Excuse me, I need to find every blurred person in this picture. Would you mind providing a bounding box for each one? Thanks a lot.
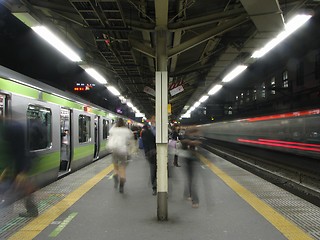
[180,127,202,208]
[141,122,157,196]
[149,115,156,136]
[170,125,180,167]
[0,115,38,217]
[61,129,70,160]
[138,126,144,150]
[108,118,135,193]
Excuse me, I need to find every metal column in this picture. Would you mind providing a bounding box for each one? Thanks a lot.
[155,26,168,220]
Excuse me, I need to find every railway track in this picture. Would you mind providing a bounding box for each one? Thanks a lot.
[202,139,320,207]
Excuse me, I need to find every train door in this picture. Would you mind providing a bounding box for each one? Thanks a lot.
[60,108,71,172]
[94,115,100,160]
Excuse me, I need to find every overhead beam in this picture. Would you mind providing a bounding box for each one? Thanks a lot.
[169,0,184,73]
[168,8,246,31]
[168,14,249,58]
[129,38,155,58]
[240,0,284,32]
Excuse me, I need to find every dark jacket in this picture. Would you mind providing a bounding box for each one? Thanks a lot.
[171,130,179,141]
[141,127,156,163]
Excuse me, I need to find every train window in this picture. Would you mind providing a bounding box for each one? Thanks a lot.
[102,119,109,139]
[315,52,320,80]
[79,115,91,143]
[261,82,266,98]
[240,92,244,105]
[296,61,304,86]
[27,105,52,151]
[253,89,257,100]
[246,90,250,102]
[270,77,276,95]
[282,70,289,88]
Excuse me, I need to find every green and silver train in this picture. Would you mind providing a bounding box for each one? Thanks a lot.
[0,65,140,187]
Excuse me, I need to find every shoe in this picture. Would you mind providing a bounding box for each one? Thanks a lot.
[119,178,125,193]
[152,189,157,196]
[173,159,180,167]
[192,203,199,208]
[19,211,38,217]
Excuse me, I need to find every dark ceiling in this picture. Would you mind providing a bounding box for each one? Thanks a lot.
[1,0,320,120]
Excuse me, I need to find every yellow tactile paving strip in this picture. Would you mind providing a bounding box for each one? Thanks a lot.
[8,165,113,240]
[198,154,314,240]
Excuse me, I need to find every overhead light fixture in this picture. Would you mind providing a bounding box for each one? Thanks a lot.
[135,112,145,118]
[181,113,191,118]
[252,14,312,58]
[222,65,247,83]
[12,12,40,28]
[119,95,127,104]
[84,68,107,84]
[31,26,82,62]
[107,86,120,96]
[199,95,209,103]
[193,101,200,108]
[127,102,133,108]
[208,84,223,95]
[12,12,82,62]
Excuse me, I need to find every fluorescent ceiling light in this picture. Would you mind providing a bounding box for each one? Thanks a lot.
[31,26,81,62]
[252,14,312,58]
[84,68,107,84]
[181,113,191,118]
[222,65,247,83]
[12,12,39,28]
[199,95,209,103]
[135,112,145,118]
[107,86,120,96]
[127,102,133,108]
[208,84,223,95]
[119,95,126,103]
[193,101,200,108]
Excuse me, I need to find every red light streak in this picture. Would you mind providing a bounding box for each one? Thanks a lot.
[246,109,320,122]
[258,139,320,148]
[238,138,320,153]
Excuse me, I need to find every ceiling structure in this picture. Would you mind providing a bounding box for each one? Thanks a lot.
[2,0,320,119]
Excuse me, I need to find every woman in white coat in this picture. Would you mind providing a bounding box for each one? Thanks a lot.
[108,118,135,193]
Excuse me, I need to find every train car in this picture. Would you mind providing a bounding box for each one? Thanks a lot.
[198,109,320,159]
[0,65,141,188]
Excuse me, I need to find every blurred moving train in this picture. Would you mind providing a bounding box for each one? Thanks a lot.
[0,65,141,188]
[198,109,320,160]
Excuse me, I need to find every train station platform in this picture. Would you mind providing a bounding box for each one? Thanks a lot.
[1,148,319,240]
